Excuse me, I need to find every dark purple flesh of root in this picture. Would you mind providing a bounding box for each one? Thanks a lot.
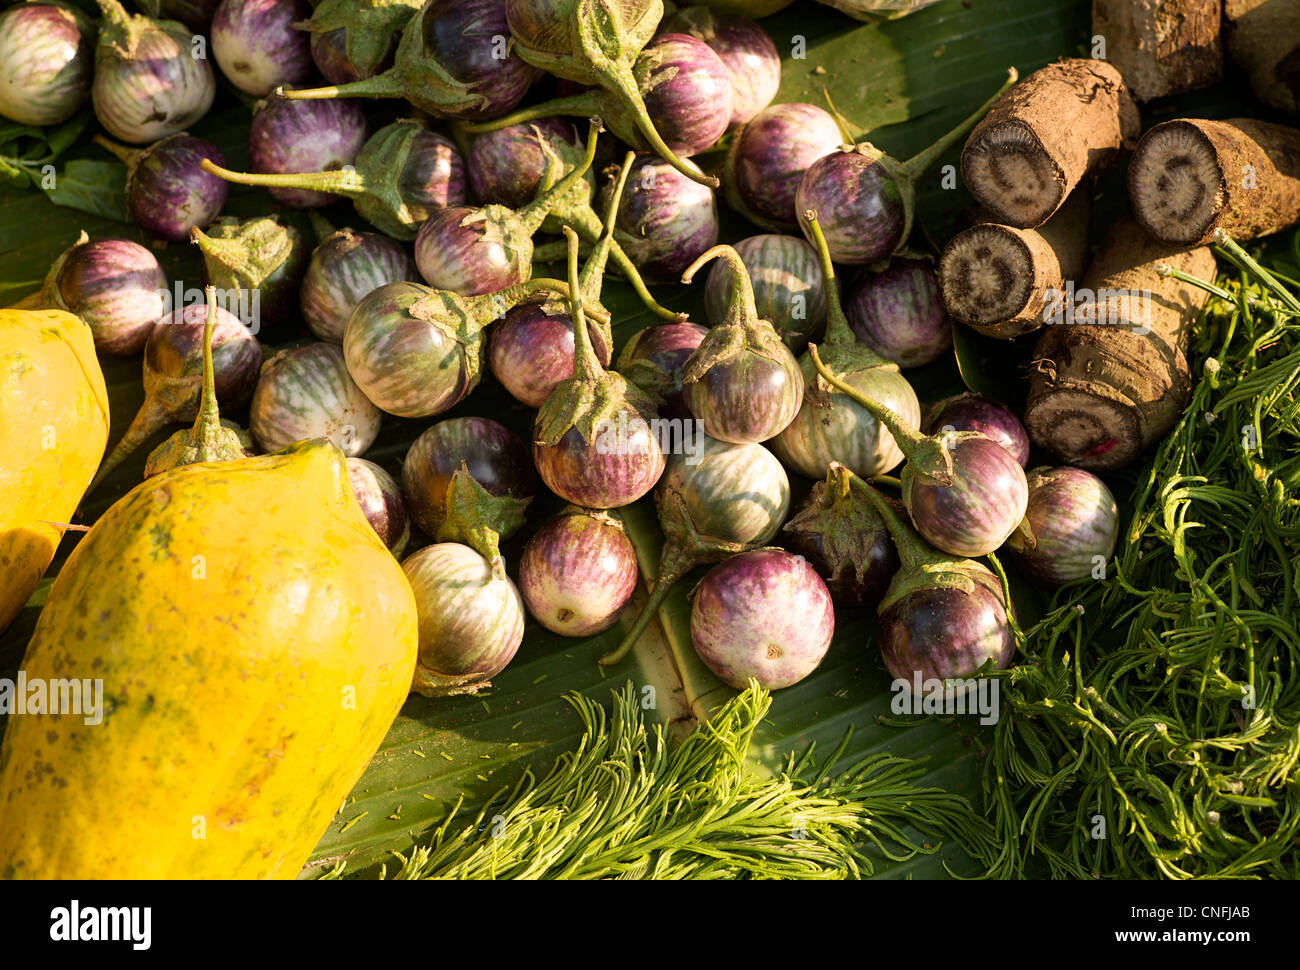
[925,393,1031,468]
[488,299,613,409]
[127,135,229,242]
[533,419,666,511]
[795,149,905,265]
[54,237,167,357]
[519,513,639,637]
[1004,466,1119,587]
[845,257,952,368]
[728,102,843,229]
[690,549,835,690]
[248,96,368,207]
[615,321,709,420]
[877,574,1015,683]
[346,456,410,557]
[904,435,1029,558]
[400,415,536,539]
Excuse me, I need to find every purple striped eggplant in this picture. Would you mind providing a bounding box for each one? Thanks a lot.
[925,392,1030,468]
[403,542,526,697]
[690,549,835,690]
[41,234,166,357]
[203,119,466,240]
[489,298,613,408]
[347,456,411,557]
[401,416,535,542]
[795,70,1016,264]
[663,6,780,127]
[280,0,542,122]
[680,245,803,444]
[604,155,719,286]
[1004,467,1118,587]
[723,102,842,232]
[192,215,309,337]
[615,320,709,420]
[300,229,417,343]
[845,257,951,368]
[94,133,229,242]
[601,433,790,666]
[244,95,368,207]
[211,0,314,96]
[469,117,584,209]
[771,211,919,480]
[298,0,420,85]
[703,233,827,351]
[249,342,382,456]
[91,300,262,489]
[533,229,666,509]
[783,462,899,609]
[91,0,216,144]
[519,510,639,637]
[0,2,93,126]
[846,473,1015,684]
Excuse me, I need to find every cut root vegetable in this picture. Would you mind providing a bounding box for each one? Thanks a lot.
[1225,0,1300,113]
[1128,117,1300,246]
[1092,0,1222,102]
[961,58,1139,228]
[1023,218,1216,471]
[939,190,1088,338]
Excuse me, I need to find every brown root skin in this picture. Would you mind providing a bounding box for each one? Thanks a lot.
[939,191,1089,338]
[1225,0,1300,113]
[1129,117,1300,246]
[961,58,1139,228]
[1093,0,1223,102]
[1023,218,1215,471]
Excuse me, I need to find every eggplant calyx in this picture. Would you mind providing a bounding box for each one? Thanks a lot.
[436,464,531,577]
[191,217,302,290]
[783,463,892,589]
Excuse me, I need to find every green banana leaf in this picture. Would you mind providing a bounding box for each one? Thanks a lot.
[1,0,1105,878]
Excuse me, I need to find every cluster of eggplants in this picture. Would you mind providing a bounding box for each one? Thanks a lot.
[300,228,418,342]
[279,0,540,122]
[210,0,314,97]
[810,345,1029,559]
[519,510,640,637]
[91,0,216,144]
[848,470,1016,684]
[663,5,781,128]
[771,211,920,482]
[845,257,951,369]
[724,102,844,231]
[1005,467,1119,587]
[704,234,827,352]
[191,215,309,336]
[925,392,1030,468]
[94,134,229,243]
[249,342,383,456]
[41,234,166,357]
[0,2,94,126]
[795,69,1016,265]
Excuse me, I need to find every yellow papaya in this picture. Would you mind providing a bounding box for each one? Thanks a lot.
[0,308,110,633]
[0,439,418,878]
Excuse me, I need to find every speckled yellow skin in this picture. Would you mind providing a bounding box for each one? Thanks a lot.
[0,440,418,878]
[0,309,110,634]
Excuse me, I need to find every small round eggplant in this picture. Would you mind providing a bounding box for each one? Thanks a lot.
[845,257,951,368]
[42,234,166,357]
[248,95,368,207]
[703,233,827,351]
[300,229,417,343]
[1004,466,1119,587]
[211,0,315,97]
[724,102,842,231]
[635,33,733,157]
[192,215,309,337]
[615,320,709,420]
[925,392,1030,468]
[401,416,536,539]
[403,542,526,697]
[249,342,382,456]
[663,6,780,128]
[469,117,584,209]
[0,2,93,126]
[346,456,410,558]
[299,0,415,84]
[91,0,216,144]
[488,297,613,409]
[604,154,719,286]
[690,549,835,690]
[519,510,639,637]
[94,134,229,242]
